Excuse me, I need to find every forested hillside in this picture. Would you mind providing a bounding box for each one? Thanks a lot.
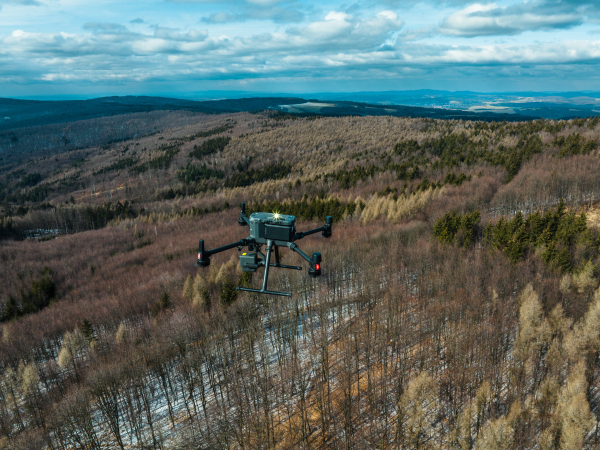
[0,109,599,449]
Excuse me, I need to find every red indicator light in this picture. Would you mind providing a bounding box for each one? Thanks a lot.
[315,264,320,270]
[197,253,201,259]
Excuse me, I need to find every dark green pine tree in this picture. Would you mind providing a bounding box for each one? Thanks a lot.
[220,278,238,305]
[238,272,252,289]
[542,242,558,266]
[490,217,510,250]
[1,295,19,322]
[160,291,171,309]
[504,232,525,263]
[536,226,554,247]
[433,211,460,244]
[555,249,572,273]
[505,156,521,182]
[460,210,481,247]
[80,318,95,343]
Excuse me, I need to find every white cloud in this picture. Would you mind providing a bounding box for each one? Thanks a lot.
[200,3,305,23]
[439,1,583,37]
[362,11,402,36]
[1,1,600,91]
[153,26,208,42]
[201,12,243,24]
[3,18,600,84]
[285,10,402,50]
[324,11,351,21]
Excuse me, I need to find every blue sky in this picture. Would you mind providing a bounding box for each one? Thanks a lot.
[1,0,599,98]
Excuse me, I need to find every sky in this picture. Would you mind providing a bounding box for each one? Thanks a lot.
[1,0,599,98]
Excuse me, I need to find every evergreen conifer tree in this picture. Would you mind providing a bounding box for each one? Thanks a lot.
[237,272,252,288]
[80,319,94,343]
[1,295,19,322]
[220,278,238,305]
[555,249,572,273]
[160,291,171,309]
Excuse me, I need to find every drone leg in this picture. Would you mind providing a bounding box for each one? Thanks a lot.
[261,240,273,291]
[268,244,302,270]
[237,239,292,296]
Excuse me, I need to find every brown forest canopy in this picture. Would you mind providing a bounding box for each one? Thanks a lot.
[0,110,599,449]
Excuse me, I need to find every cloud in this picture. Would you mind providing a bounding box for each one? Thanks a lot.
[324,11,350,21]
[398,40,600,66]
[83,23,131,33]
[439,1,584,37]
[369,0,481,6]
[201,4,305,24]
[283,10,402,50]
[3,12,596,70]
[168,0,282,4]
[2,7,600,90]
[398,25,436,41]
[0,11,402,74]
[248,6,305,23]
[372,0,597,9]
[153,26,208,42]
[130,18,146,24]
[201,12,244,24]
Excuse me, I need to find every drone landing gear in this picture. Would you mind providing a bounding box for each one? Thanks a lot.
[237,239,297,297]
[267,244,302,271]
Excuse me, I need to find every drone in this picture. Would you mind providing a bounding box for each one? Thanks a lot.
[197,202,332,297]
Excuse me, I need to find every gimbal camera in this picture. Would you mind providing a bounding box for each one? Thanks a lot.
[197,202,332,297]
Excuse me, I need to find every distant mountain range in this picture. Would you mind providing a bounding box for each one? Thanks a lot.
[2,91,599,131]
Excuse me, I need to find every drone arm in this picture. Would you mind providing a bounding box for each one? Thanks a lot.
[288,243,322,277]
[293,227,322,240]
[288,243,312,263]
[198,238,250,266]
[293,216,333,241]
[206,239,249,255]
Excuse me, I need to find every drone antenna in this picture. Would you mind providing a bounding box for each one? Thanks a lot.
[238,202,249,226]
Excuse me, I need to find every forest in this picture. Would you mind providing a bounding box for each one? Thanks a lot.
[0,108,599,449]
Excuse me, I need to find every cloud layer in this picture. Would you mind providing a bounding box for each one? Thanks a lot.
[1,0,599,94]
[439,1,586,37]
